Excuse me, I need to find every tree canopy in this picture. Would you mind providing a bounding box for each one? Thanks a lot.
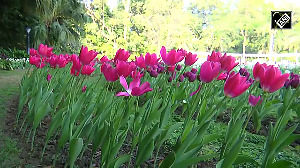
[0,0,299,56]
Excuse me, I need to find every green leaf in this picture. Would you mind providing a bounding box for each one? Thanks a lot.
[202,134,222,146]
[269,160,294,168]
[159,151,175,168]
[222,135,245,168]
[233,155,259,166]
[33,103,52,129]
[69,138,83,168]
[58,113,70,149]
[113,154,130,168]
[174,154,218,168]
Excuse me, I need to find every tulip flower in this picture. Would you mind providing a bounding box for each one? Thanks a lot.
[136,55,146,69]
[191,68,198,74]
[49,55,58,68]
[116,61,136,78]
[184,72,191,78]
[199,61,221,83]
[30,49,38,57]
[207,51,222,62]
[145,53,159,67]
[184,52,198,66]
[290,73,299,88]
[116,76,153,96]
[57,54,68,68]
[101,63,119,82]
[114,49,130,62]
[70,55,82,76]
[81,65,95,75]
[219,53,238,72]
[160,46,184,66]
[38,44,53,57]
[224,71,252,98]
[177,48,187,57]
[176,64,182,71]
[79,46,98,65]
[248,95,262,107]
[260,66,289,93]
[46,74,52,81]
[239,68,250,79]
[188,73,196,82]
[217,72,228,81]
[179,75,184,82]
[29,55,45,68]
[149,69,158,78]
[82,85,87,92]
[100,56,110,64]
[253,62,268,81]
[131,70,144,79]
[167,65,176,73]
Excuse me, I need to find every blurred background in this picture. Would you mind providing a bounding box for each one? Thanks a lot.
[0,0,299,65]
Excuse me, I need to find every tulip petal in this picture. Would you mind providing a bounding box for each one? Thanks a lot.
[119,76,129,90]
[116,92,131,97]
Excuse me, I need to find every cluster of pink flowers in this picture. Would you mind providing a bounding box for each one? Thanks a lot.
[29,44,298,100]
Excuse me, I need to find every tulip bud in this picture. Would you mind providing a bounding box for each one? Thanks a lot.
[188,73,196,82]
[82,85,87,92]
[191,68,198,74]
[176,64,182,71]
[150,69,158,77]
[168,76,173,82]
[46,74,52,81]
[179,75,184,82]
[290,75,299,88]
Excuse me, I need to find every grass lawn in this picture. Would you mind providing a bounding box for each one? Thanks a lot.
[0,69,26,167]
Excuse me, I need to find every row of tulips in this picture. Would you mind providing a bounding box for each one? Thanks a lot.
[18,44,299,167]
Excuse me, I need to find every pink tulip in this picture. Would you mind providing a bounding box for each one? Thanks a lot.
[253,62,268,81]
[160,46,184,66]
[100,55,110,64]
[248,95,262,107]
[116,61,136,78]
[289,73,299,89]
[207,51,222,62]
[217,72,228,81]
[260,66,289,93]
[131,70,144,79]
[30,49,38,57]
[224,71,252,98]
[29,55,45,68]
[199,61,221,83]
[188,73,196,82]
[149,69,158,78]
[38,44,53,57]
[145,53,159,67]
[191,68,198,74]
[185,52,198,66]
[49,55,58,68]
[46,74,52,81]
[79,46,98,65]
[82,85,87,92]
[81,65,95,75]
[116,76,153,96]
[57,54,68,68]
[70,55,82,76]
[114,49,130,62]
[136,55,146,69]
[101,63,119,82]
[219,53,238,72]
[167,65,176,73]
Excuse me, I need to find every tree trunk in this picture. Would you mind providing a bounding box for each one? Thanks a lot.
[242,29,247,64]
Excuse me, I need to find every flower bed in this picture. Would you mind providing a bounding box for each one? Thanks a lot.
[17,44,299,167]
